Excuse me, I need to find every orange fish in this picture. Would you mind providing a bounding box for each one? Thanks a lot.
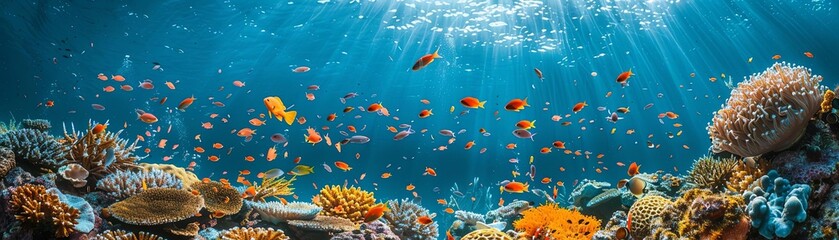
[515,120,536,130]
[459,97,486,109]
[363,203,388,223]
[103,86,115,92]
[244,186,256,198]
[111,75,126,81]
[406,184,416,191]
[97,73,108,81]
[615,68,633,87]
[194,147,205,153]
[266,146,277,161]
[417,215,434,225]
[552,141,565,149]
[411,48,442,71]
[136,110,158,124]
[237,128,257,138]
[178,96,196,111]
[249,118,267,126]
[540,147,552,154]
[244,156,255,162]
[91,123,107,135]
[418,109,433,118]
[444,208,454,214]
[212,143,224,149]
[381,172,392,179]
[541,177,551,184]
[804,52,814,58]
[572,101,588,113]
[627,162,640,176]
[464,141,475,150]
[505,98,529,111]
[306,92,315,101]
[772,54,781,60]
[208,155,220,162]
[304,127,322,145]
[326,113,337,122]
[347,125,357,133]
[447,231,455,240]
[367,103,383,112]
[424,167,437,176]
[502,181,529,193]
[165,81,176,89]
[334,161,352,171]
[264,96,298,125]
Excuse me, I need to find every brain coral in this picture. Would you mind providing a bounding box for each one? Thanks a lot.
[96,168,183,200]
[220,227,289,240]
[9,184,80,238]
[105,188,204,225]
[314,185,375,222]
[191,180,243,216]
[627,195,671,239]
[462,228,512,240]
[0,147,15,178]
[743,170,811,238]
[91,230,165,240]
[687,156,738,192]
[248,200,321,223]
[61,122,141,180]
[382,198,439,240]
[513,202,600,240]
[0,128,68,171]
[708,62,825,157]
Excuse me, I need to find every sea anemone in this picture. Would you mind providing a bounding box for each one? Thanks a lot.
[9,184,80,238]
[105,188,203,226]
[708,62,825,157]
[686,156,738,192]
[96,168,183,200]
[513,202,601,240]
[314,185,375,223]
[381,198,439,240]
[244,175,296,202]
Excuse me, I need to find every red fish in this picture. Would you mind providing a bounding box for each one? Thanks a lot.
[627,162,640,176]
[616,69,633,87]
[411,48,442,71]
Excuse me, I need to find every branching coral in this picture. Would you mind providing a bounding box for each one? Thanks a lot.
[627,195,671,239]
[708,62,825,157]
[220,227,289,240]
[727,157,769,193]
[0,147,15,178]
[743,170,811,238]
[687,156,738,192]
[245,175,296,202]
[455,210,485,225]
[139,163,199,189]
[191,180,243,216]
[61,121,141,180]
[96,168,183,200]
[92,230,165,240]
[48,188,95,233]
[9,184,80,238]
[22,118,51,132]
[247,200,321,223]
[105,188,203,226]
[513,202,600,240]
[381,198,439,240]
[0,129,68,171]
[0,118,20,134]
[314,185,375,223]
[650,189,749,240]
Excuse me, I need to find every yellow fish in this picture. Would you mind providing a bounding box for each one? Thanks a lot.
[291,165,314,176]
[263,96,298,125]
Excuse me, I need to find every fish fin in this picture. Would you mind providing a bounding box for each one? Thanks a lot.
[479,101,486,108]
[284,111,297,125]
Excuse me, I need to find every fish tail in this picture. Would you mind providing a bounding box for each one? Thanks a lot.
[531,120,536,128]
[284,111,297,125]
[523,97,529,107]
[433,47,442,58]
[530,133,536,141]
[479,101,486,108]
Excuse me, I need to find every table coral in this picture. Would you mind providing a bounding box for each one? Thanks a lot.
[91,229,165,240]
[247,200,320,223]
[105,188,203,226]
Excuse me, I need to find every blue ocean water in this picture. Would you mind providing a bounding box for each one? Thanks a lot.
[0,0,837,238]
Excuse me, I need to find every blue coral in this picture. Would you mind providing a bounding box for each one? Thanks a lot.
[0,129,67,170]
[47,188,95,233]
[743,170,811,238]
[95,168,182,199]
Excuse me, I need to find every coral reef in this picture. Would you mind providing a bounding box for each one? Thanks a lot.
[649,189,749,240]
[485,200,531,224]
[21,118,51,132]
[455,210,485,225]
[0,118,20,134]
[462,228,512,240]
[314,185,375,223]
[8,184,80,238]
[708,62,825,157]
[686,156,738,192]
[568,179,611,207]
[47,188,95,234]
[727,157,769,193]
[0,147,14,178]
[58,163,89,188]
[381,198,439,240]
[220,227,289,240]
[245,175,296,202]
[513,202,600,240]
[96,168,183,200]
[61,121,141,180]
[769,149,838,184]
[743,170,811,238]
[92,229,166,240]
[0,129,68,171]
[330,220,401,240]
[105,188,204,226]
[247,200,320,223]
[591,211,628,240]
[138,163,199,189]
[626,195,671,239]
[287,215,356,239]
[191,180,243,216]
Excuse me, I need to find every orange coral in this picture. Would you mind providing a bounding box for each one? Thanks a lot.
[513,203,601,240]
[9,184,80,238]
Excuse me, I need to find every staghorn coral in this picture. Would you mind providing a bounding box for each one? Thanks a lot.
[92,230,166,240]
[743,170,811,238]
[245,175,296,202]
[247,200,321,223]
[382,198,439,240]
[462,228,512,240]
[96,168,183,200]
[0,128,68,171]
[0,147,14,178]
[288,215,357,239]
[220,227,289,240]
[727,157,769,193]
[191,180,243,216]
[315,185,375,223]
[105,188,203,226]
[0,118,20,134]
[649,189,749,240]
[686,156,738,193]
[22,118,51,132]
[9,184,80,238]
[61,121,141,180]
[138,163,199,189]
[513,202,601,240]
[708,62,825,157]
[626,195,671,239]
[59,163,89,188]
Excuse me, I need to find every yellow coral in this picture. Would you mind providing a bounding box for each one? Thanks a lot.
[513,203,601,240]
[652,189,748,240]
[627,196,671,239]
[92,230,165,240]
[220,227,289,240]
[463,228,512,240]
[727,157,769,193]
[9,184,79,238]
[191,181,243,216]
[246,176,296,202]
[687,156,738,192]
[314,185,376,223]
[139,163,199,189]
[821,89,834,113]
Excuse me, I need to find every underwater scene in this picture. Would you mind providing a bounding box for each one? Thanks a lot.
[0,0,838,239]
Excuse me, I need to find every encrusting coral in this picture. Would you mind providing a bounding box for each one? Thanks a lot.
[0,147,15,178]
[743,170,811,238]
[708,62,825,157]
[314,185,375,223]
[626,195,671,239]
[245,175,296,202]
[686,156,738,193]
[381,198,439,240]
[91,229,166,240]
[105,188,204,226]
[220,227,289,240]
[191,180,243,216]
[8,184,80,238]
[0,128,68,171]
[96,168,183,200]
[247,200,321,223]
[513,202,601,240]
[61,121,141,180]
[649,189,749,240]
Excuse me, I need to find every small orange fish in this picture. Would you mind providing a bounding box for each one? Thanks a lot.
[363,203,388,223]
[304,127,322,145]
[244,156,255,162]
[502,181,529,193]
[418,109,433,118]
[91,123,107,134]
[103,86,115,92]
[411,48,442,71]
[208,155,220,162]
[541,177,551,184]
[464,141,475,150]
[326,113,337,122]
[212,143,224,149]
[367,103,383,112]
[572,101,588,113]
[615,68,633,87]
[772,54,781,60]
[552,141,565,149]
[406,184,416,191]
[459,97,486,109]
[417,215,434,225]
[111,75,126,81]
[334,161,352,171]
[515,120,536,129]
[444,208,454,214]
[424,167,437,177]
[506,143,517,149]
[177,96,196,111]
[504,98,529,111]
[627,162,640,176]
[194,147,205,153]
[540,147,552,154]
[804,52,814,58]
[97,73,108,81]
[249,118,267,126]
